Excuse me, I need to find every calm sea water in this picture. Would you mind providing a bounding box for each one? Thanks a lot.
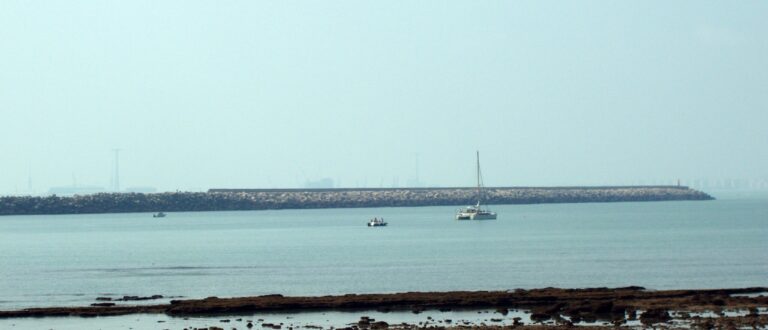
[0,197,766,311]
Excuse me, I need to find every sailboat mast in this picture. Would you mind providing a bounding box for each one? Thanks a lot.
[476,150,480,206]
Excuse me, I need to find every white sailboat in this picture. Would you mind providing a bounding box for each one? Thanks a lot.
[455,151,497,220]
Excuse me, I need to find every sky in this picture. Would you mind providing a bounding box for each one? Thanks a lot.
[1,1,767,194]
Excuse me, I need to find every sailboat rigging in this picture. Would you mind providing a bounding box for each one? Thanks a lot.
[455,151,497,220]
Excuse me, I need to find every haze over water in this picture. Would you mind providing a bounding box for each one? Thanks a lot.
[1,198,765,310]
[1,1,768,193]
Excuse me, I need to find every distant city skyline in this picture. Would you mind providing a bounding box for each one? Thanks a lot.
[1,1,767,195]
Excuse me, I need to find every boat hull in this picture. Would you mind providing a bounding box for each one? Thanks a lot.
[455,212,497,220]
[456,214,496,220]
[470,213,497,220]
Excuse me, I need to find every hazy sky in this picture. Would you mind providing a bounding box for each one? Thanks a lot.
[1,1,767,194]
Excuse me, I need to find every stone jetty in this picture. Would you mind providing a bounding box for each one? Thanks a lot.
[0,186,712,216]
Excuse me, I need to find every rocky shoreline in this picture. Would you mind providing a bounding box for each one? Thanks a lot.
[0,287,765,329]
[0,186,712,216]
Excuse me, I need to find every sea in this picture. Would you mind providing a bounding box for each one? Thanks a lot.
[0,194,766,329]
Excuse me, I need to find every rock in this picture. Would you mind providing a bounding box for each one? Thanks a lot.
[496,307,509,315]
[90,303,115,307]
[259,294,284,298]
[95,297,112,301]
[627,308,637,320]
[530,313,551,322]
[640,308,672,325]
[116,294,164,301]
[749,307,759,316]
[370,321,388,329]
[592,301,613,315]
[570,315,582,324]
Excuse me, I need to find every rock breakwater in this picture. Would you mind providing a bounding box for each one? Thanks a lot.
[0,186,712,216]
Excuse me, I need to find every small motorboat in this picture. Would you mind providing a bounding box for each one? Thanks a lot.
[153,212,166,218]
[367,217,387,227]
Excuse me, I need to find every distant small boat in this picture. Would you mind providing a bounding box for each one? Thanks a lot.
[153,212,166,218]
[367,217,387,227]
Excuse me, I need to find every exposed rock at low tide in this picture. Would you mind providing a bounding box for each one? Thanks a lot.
[640,308,672,325]
[370,321,388,329]
[116,295,163,301]
[4,287,765,322]
[0,186,713,216]
[90,303,116,307]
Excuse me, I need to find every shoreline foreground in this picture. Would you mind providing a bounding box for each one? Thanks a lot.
[1,287,766,328]
[0,185,712,216]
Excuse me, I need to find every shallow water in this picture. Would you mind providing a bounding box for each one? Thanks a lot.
[0,309,532,330]
[0,198,766,311]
